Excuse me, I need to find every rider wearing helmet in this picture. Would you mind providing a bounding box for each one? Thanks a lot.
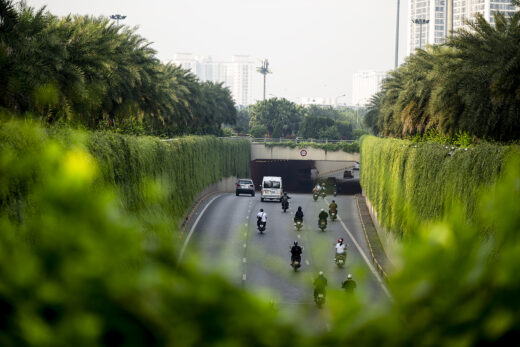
[335,238,346,255]
[342,274,357,293]
[329,200,338,213]
[318,208,328,226]
[313,271,328,299]
[294,206,304,223]
[290,241,303,265]
[257,208,267,228]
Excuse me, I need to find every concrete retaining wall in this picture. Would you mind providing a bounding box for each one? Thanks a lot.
[363,195,401,266]
[251,143,360,162]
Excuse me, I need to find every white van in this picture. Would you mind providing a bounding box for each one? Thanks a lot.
[261,176,283,202]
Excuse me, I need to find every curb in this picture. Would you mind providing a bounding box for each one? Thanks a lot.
[355,194,389,282]
[179,190,225,237]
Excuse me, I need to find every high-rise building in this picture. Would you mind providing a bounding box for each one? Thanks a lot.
[408,0,518,55]
[170,54,255,106]
[351,71,387,107]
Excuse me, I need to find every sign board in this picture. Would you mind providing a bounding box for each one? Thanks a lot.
[300,149,308,157]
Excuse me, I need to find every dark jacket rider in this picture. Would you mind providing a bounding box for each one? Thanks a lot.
[294,206,304,222]
[318,209,328,225]
[290,242,303,262]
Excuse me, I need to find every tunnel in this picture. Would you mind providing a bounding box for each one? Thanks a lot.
[250,160,362,195]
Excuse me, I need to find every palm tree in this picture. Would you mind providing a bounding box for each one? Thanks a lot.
[256,59,271,101]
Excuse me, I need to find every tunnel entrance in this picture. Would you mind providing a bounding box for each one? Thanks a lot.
[250,160,362,195]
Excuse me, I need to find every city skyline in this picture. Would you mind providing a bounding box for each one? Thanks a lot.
[24,0,412,104]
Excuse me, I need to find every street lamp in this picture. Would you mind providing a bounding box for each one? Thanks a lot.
[395,0,401,69]
[412,18,430,49]
[110,14,126,26]
[335,94,346,108]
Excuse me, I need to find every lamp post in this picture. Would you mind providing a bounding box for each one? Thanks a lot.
[335,94,346,108]
[257,59,271,101]
[412,18,430,49]
[110,14,127,26]
[395,0,401,69]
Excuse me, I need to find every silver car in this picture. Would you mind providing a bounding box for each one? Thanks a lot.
[236,179,255,196]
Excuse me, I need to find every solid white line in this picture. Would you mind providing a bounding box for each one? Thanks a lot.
[325,198,393,300]
[178,195,221,262]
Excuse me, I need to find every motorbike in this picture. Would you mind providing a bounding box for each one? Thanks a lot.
[333,186,337,197]
[282,200,289,212]
[313,192,318,201]
[318,219,327,232]
[294,220,303,231]
[335,253,346,268]
[330,210,337,221]
[258,222,266,234]
[314,289,326,308]
[320,190,326,199]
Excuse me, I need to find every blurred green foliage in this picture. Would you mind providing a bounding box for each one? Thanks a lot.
[2,120,520,345]
[360,135,518,237]
[264,141,359,153]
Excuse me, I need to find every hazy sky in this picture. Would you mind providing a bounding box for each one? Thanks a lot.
[25,0,409,103]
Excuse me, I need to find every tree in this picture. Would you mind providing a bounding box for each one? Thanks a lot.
[249,98,303,137]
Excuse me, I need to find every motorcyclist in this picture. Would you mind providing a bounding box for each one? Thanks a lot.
[290,241,303,266]
[313,183,321,194]
[257,208,267,229]
[341,274,357,293]
[335,238,346,260]
[313,271,328,299]
[318,208,328,226]
[329,200,338,214]
[294,206,304,223]
[281,192,291,209]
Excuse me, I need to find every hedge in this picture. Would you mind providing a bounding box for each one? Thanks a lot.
[1,120,251,228]
[264,141,359,153]
[360,135,519,237]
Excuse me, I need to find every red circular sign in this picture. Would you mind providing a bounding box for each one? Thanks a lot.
[300,149,308,157]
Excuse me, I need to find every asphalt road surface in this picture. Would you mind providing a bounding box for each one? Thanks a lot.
[181,188,391,314]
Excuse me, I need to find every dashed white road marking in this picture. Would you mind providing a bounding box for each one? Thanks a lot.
[242,258,247,263]
[242,274,247,281]
[244,223,248,227]
[305,260,310,265]
[243,243,247,248]
[243,232,247,237]
[297,234,301,239]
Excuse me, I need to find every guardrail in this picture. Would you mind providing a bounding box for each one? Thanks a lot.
[161,136,358,144]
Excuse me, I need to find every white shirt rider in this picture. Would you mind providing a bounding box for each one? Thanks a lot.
[335,242,346,254]
[257,211,267,223]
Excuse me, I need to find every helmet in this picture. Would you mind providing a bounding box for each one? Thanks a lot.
[284,192,287,195]
[260,209,264,212]
[332,200,335,203]
[347,274,352,279]
[338,238,343,243]
[294,241,298,246]
[319,271,323,276]
[321,208,324,211]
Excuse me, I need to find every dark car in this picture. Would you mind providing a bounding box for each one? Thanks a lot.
[343,170,354,179]
[236,179,255,196]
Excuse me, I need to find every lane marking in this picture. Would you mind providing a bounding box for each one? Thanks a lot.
[305,260,310,265]
[242,258,247,263]
[242,274,247,281]
[297,234,301,239]
[178,195,221,262]
[243,243,247,248]
[243,232,247,237]
[244,223,248,227]
[325,198,393,300]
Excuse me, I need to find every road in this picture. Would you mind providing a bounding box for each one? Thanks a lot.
[181,183,390,314]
